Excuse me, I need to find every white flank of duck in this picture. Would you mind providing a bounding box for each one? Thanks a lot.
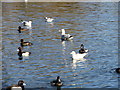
[17,47,31,57]
[22,52,31,56]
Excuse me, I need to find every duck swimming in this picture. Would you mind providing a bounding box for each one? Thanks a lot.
[17,47,31,57]
[6,80,26,90]
[79,44,88,54]
[59,29,73,41]
[51,76,63,87]
[20,39,33,47]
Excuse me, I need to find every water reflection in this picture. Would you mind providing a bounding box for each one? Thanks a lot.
[57,86,61,90]
[61,41,66,48]
[25,2,28,8]
[61,40,74,69]
[72,58,86,70]
[46,22,54,28]
[18,56,30,60]
[29,28,33,36]
[61,41,68,68]
[48,22,54,27]
[61,40,73,56]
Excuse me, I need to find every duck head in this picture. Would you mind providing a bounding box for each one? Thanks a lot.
[80,44,84,48]
[20,39,24,42]
[18,80,26,86]
[57,76,61,82]
[17,47,22,52]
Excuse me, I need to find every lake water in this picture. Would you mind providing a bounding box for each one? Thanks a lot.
[2,2,119,89]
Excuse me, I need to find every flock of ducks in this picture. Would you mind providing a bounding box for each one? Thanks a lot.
[17,17,89,60]
[6,16,120,90]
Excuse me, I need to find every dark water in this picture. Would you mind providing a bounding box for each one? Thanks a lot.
[2,2,118,89]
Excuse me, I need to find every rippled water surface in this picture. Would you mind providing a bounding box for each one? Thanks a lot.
[2,2,119,89]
